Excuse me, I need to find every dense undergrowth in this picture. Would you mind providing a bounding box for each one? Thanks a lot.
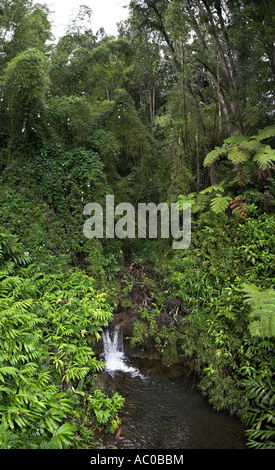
[0,229,126,448]
[125,210,275,449]
[0,0,274,451]
[157,210,274,448]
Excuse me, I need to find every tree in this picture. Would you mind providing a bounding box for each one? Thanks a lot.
[0,0,52,70]
[128,0,274,191]
[1,48,50,141]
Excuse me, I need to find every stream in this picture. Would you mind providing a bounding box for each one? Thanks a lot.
[97,326,247,449]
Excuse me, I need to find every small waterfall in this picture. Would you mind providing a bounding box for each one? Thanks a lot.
[102,325,142,377]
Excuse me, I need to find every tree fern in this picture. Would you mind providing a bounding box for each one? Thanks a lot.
[204,124,275,170]
[239,138,261,153]
[178,192,211,214]
[210,194,232,214]
[241,283,275,338]
[228,146,250,164]
[178,183,232,215]
[203,146,228,166]
[200,183,226,194]
[257,125,275,141]
[252,145,275,169]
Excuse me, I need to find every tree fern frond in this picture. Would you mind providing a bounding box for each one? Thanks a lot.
[239,138,261,153]
[228,146,250,164]
[210,194,231,214]
[177,193,196,207]
[203,146,228,167]
[192,194,209,213]
[253,145,275,169]
[257,125,275,141]
[223,135,247,145]
[241,283,275,338]
[200,183,225,194]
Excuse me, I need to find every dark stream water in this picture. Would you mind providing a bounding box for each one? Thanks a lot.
[97,327,247,449]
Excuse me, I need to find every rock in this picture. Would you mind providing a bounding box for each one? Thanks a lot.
[162,341,179,365]
[94,371,117,397]
[149,362,185,379]
[124,341,160,361]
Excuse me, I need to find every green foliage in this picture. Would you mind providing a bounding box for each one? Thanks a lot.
[1,48,50,138]
[258,126,275,141]
[130,319,150,348]
[178,184,231,215]
[242,376,275,449]
[155,209,275,447]
[204,125,275,170]
[210,194,232,214]
[0,231,114,448]
[252,145,275,170]
[241,284,275,339]
[178,193,208,214]
[88,390,125,434]
[0,0,274,452]
[204,147,229,167]
[0,144,111,276]
[47,96,95,146]
[0,0,52,72]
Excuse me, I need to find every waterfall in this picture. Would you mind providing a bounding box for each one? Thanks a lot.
[102,325,142,377]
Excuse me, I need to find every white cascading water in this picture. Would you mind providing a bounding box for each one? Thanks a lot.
[102,325,142,377]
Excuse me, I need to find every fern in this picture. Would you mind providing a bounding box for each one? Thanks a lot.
[223,135,247,145]
[252,145,275,169]
[0,424,22,449]
[241,283,275,338]
[177,193,196,208]
[210,194,231,214]
[242,105,267,131]
[257,125,275,141]
[238,138,261,153]
[203,146,228,166]
[200,183,225,194]
[178,193,209,213]
[228,146,250,164]
[178,183,232,215]
[204,124,275,170]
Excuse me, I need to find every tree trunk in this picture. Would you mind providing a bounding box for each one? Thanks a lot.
[106,87,110,101]
[196,132,200,192]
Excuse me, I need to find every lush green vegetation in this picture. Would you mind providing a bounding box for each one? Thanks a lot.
[0,0,274,450]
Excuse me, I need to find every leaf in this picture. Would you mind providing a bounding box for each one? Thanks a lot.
[200,184,225,194]
[223,135,247,145]
[258,125,275,141]
[192,194,209,213]
[52,423,76,437]
[7,413,15,430]
[203,146,228,167]
[0,367,18,376]
[177,193,196,209]
[228,146,250,164]
[241,284,275,338]
[50,423,76,449]
[238,138,261,153]
[210,194,231,214]
[45,416,59,433]
[253,145,275,169]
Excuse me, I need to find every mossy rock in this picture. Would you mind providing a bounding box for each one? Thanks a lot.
[162,341,179,365]
[94,372,117,397]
